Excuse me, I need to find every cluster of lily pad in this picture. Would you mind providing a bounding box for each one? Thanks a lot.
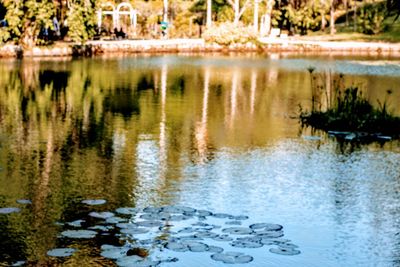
[0,199,32,214]
[4,199,300,266]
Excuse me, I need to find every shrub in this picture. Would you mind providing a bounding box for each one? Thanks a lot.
[203,22,257,46]
[358,5,386,35]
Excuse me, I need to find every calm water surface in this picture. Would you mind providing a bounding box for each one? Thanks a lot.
[1,54,400,267]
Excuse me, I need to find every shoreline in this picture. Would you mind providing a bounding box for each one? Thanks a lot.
[1,38,400,58]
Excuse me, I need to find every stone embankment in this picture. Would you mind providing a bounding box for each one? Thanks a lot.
[258,37,400,52]
[1,38,400,58]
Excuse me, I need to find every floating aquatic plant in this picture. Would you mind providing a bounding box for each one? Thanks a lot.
[82,199,107,205]
[211,251,253,264]
[0,207,21,214]
[47,248,76,257]
[16,199,32,205]
[61,230,97,239]
[67,220,85,227]
[54,205,300,266]
[89,211,114,219]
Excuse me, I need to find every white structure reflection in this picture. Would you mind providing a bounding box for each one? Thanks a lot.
[195,67,210,163]
[228,69,239,129]
[250,69,257,116]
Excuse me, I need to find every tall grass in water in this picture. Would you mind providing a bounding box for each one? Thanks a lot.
[300,69,400,138]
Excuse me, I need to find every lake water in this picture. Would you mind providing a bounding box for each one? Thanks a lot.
[1,53,400,267]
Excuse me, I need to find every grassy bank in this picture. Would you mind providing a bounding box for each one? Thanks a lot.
[300,15,400,43]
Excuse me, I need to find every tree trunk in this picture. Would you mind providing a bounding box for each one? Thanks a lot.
[20,22,37,49]
[206,0,212,28]
[234,0,240,26]
[353,1,357,32]
[163,0,168,22]
[330,0,335,35]
[253,0,259,33]
[321,0,326,31]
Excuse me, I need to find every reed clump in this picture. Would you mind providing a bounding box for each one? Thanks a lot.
[300,69,400,140]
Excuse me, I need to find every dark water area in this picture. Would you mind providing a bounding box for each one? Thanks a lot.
[0,54,400,266]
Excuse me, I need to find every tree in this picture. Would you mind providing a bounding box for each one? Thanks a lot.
[227,0,251,25]
[66,0,97,43]
[0,0,54,47]
[387,0,400,20]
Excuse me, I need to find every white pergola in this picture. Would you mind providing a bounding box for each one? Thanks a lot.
[97,2,137,33]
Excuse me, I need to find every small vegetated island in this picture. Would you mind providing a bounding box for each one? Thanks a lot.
[300,68,400,143]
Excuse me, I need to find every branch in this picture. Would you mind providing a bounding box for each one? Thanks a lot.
[226,0,235,8]
[238,0,251,18]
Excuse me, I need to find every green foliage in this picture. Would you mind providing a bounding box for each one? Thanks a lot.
[358,5,386,35]
[203,22,257,45]
[0,0,54,46]
[66,0,97,43]
[286,4,316,34]
[271,0,328,35]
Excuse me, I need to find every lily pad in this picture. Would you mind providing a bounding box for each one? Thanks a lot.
[47,248,76,257]
[162,206,196,214]
[16,199,32,205]
[165,242,189,252]
[121,227,149,235]
[207,246,224,253]
[178,227,196,234]
[231,240,263,248]
[136,220,163,228]
[116,207,140,215]
[254,230,284,238]
[61,230,97,239]
[0,207,21,214]
[197,210,213,217]
[222,227,253,235]
[278,243,299,249]
[116,255,160,267]
[89,211,115,219]
[81,199,107,205]
[100,246,128,259]
[237,236,262,243]
[143,207,162,213]
[169,215,191,221]
[195,231,219,239]
[212,235,233,242]
[106,217,127,224]
[89,225,111,231]
[211,252,253,264]
[140,213,166,221]
[261,238,291,246]
[231,215,249,220]
[212,213,231,219]
[184,241,209,252]
[11,261,25,266]
[269,247,301,256]
[250,223,282,231]
[67,220,85,227]
[225,221,242,225]
[116,223,135,229]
